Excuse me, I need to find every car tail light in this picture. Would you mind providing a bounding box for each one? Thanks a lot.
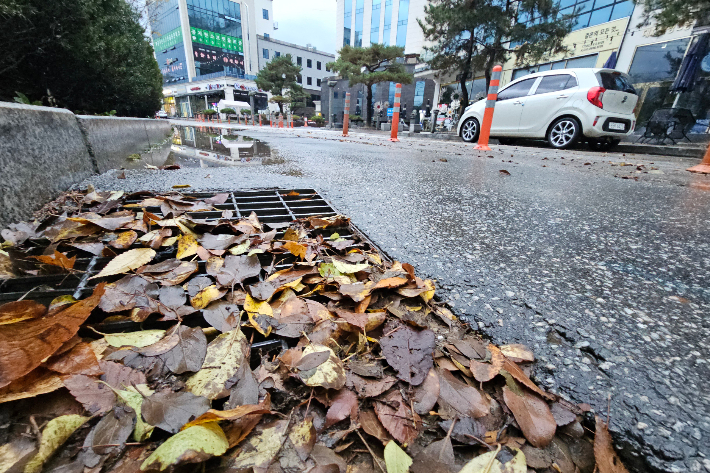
[587,87,605,109]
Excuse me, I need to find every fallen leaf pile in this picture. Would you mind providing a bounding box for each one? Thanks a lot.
[0,189,626,473]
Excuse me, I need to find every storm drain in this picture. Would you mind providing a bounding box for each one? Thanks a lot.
[0,189,382,317]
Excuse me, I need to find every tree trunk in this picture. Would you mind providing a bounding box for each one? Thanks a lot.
[365,83,373,128]
[278,101,283,114]
[458,39,475,116]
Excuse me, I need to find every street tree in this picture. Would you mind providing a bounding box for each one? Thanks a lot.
[255,54,305,114]
[0,0,163,116]
[419,0,572,113]
[327,45,413,127]
[635,0,710,34]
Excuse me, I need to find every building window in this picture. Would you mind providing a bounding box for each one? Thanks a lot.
[297,74,302,83]
[396,0,409,48]
[263,48,269,59]
[307,59,312,68]
[627,38,691,84]
[343,0,352,46]
[370,0,381,44]
[264,33,269,39]
[307,77,312,86]
[521,0,633,32]
[413,81,425,106]
[297,56,302,66]
[275,51,281,57]
[354,0,365,47]
[317,61,322,70]
[383,0,393,46]
[317,78,322,86]
[388,82,396,105]
[262,9,269,20]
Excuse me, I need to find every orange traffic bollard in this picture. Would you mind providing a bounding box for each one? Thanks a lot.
[343,92,351,137]
[687,143,710,174]
[390,83,401,142]
[279,113,284,128]
[259,114,262,127]
[474,65,503,151]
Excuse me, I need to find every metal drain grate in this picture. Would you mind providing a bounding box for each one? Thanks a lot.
[0,189,381,312]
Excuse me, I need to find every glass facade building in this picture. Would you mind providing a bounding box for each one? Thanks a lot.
[370,0,381,44]
[354,0,365,47]
[186,0,244,77]
[152,0,188,85]
[343,0,352,46]
[382,0,393,46]
[396,0,409,48]
[517,0,633,31]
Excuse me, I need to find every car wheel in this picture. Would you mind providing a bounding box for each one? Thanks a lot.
[497,138,516,146]
[587,138,620,151]
[460,118,480,143]
[547,117,581,149]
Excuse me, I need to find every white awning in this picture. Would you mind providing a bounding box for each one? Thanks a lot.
[217,100,251,111]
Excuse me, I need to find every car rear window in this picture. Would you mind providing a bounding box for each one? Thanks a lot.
[599,72,637,94]
[534,75,578,94]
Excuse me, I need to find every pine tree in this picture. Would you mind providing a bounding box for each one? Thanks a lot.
[636,0,709,34]
[255,54,305,114]
[419,0,572,113]
[327,44,413,127]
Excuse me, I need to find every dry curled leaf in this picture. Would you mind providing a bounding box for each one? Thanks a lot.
[374,390,421,445]
[91,248,156,279]
[594,416,629,473]
[503,385,556,448]
[379,324,435,386]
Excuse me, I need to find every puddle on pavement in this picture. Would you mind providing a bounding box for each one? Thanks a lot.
[167,125,273,168]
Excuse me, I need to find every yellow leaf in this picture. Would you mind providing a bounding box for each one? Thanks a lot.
[104,329,166,348]
[117,385,155,442]
[140,423,228,471]
[299,345,346,390]
[244,294,273,316]
[90,248,156,279]
[186,330,248,400]
[190,285,225,310]
[172,184,191,189]
[384,441,412,473]
[282,241,307,259]
[23,415,89,473]
[421,279,436,302]
[177,234,198,259]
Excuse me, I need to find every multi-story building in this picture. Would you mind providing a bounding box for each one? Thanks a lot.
[256,35,335,110]
[150,0,276,117]
[333,0,636,112]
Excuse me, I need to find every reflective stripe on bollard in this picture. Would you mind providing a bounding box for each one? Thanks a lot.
[343,92,350,137]
[474,65,503,151]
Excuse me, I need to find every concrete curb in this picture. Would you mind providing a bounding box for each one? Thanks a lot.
[0,103,172,229]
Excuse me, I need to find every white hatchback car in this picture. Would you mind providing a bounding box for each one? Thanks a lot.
[457,68,638,150]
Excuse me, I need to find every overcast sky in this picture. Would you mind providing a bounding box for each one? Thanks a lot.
[272,0,337,54]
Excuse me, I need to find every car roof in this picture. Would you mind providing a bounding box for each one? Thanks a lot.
[505,67,630,87]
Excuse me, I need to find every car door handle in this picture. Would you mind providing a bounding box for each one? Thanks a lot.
[513,100,523,105]
[556,95,570,99]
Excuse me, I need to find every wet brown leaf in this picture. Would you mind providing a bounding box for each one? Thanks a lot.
[0,300,46,325]
[502,355,553,400]
[335,308,386,333]
[325,389,359,428]
[470,344,506,383]
[346,372,397,398]
[201,301,241,332]
[503,385,556,448]
[374,390,421,445]
[141,260,198,286]
[31,250,76,270]
[0,367,64,404]
[157,326,208,374]
[91,405,136,455]
[359,409,392,444]
[412,368,439,415]
[0,283,104,388]
[216,254,262,287]
[437,369,490,419]
[142,391,211,433]
[45,342,102,376]
[379,324,435,386]
[594,416,629,473]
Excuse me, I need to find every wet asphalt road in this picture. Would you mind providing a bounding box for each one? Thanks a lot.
[81,121,710,473]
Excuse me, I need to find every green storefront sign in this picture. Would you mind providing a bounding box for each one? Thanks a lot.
[190,27,243,52]
[153,27,183,52]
